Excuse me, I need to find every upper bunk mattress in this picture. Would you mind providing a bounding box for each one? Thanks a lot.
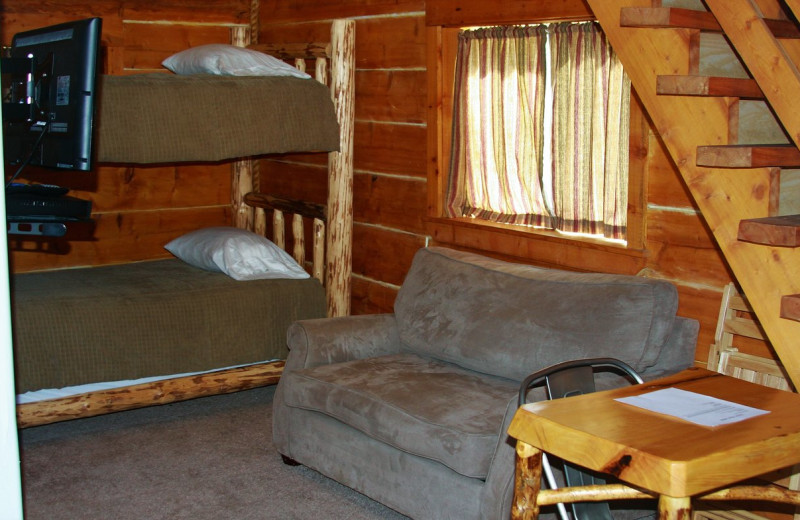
[95,74,340,164]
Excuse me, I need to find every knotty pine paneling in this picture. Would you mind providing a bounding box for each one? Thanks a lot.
[356,70,426,124]
[355,121,427,177]
[427,0,592,27]
[257,0,423,25]
[258,160,328,205]
[88,164,232,212]
[351,224,425,287]
[119,0,249,24]
[647,132,698,210]
[678,286,723,367]
[355,15,426,69]
[354,173,427,234]
[428,219,648,274]
[8,206,230,272]
[17,163,231,212]
[351,276,397,315]
[0,6,121,44]
[122,22,238,70]
[645,209,732,288]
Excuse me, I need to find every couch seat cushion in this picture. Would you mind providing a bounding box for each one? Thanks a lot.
[281,353,518,479]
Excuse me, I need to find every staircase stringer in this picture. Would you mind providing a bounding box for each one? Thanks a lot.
[705,0,800,150]
[787,0,800,23]
[587,0,800,389]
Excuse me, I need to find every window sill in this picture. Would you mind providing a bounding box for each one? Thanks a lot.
[425,216,648,274]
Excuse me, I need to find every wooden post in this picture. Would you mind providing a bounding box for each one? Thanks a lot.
[313,218,325,284]
[230,25,255,231]
[292,213,305,267]
[658,495,691,520]
[273,210,285,249]
[254,207,267,236]
[512,441,543,520]
[326,19,355,317]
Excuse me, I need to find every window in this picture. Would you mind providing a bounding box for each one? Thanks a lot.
[445,22,631,242]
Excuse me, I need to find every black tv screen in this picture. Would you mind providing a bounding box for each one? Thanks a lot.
[2,17,101,172]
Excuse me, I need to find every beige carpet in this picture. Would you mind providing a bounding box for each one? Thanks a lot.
[19,385,410,520]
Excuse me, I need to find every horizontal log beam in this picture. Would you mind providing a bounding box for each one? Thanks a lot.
[244,192,327,221]
[248,42,331,59]
[17,361,284,428]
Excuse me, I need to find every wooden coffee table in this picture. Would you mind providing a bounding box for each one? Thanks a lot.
[508,367,800,520]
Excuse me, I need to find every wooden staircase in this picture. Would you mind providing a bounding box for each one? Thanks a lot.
[585,0,800,387]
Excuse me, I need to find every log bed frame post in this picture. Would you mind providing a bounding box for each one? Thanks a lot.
[325,19,355,318]
[230,24,256,233]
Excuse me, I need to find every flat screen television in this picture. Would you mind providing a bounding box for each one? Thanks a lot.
[1,17,102,174]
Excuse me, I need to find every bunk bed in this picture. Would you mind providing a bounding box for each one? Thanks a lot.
[12,9,355,428]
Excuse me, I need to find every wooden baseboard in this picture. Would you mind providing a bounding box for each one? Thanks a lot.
[16,361,285,428]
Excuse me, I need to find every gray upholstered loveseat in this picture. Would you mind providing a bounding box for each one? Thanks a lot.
[272,247,699,519]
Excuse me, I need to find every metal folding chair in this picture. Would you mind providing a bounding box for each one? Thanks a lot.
[518,358,644,520]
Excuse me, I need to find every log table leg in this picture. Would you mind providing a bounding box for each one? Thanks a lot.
[512,440,543,520]
[658,495,691,520]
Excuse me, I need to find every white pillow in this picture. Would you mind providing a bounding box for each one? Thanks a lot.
[164,227,310,281]
[162,44,311,79]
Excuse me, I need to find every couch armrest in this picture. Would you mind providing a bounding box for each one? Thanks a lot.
[285,314,403,371]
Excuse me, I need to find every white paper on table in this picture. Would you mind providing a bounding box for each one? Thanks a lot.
[615,387,769,427]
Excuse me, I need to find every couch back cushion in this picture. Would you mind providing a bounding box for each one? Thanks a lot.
[394,247,679,381]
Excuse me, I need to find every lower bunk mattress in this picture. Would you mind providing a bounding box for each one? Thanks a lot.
[10,259,326,394]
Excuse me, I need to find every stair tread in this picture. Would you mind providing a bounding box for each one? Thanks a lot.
[739,214,800,246]
[656,75,763,98]
[696,144,800,167]
[781,294,800,322]
[764,18,800,39]
[620,7,799,38]
[620,7,721,30]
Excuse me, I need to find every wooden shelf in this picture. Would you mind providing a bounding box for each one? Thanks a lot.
[656,75,763,99]
[738,214,800,246]
[696,145,800,168]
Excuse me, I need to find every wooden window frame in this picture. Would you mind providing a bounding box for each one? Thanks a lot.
[426,20,649,268]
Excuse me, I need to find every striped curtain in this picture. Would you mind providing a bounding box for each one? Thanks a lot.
[446,25,552,227]
[446,22,630,240]
[550,22,630,239]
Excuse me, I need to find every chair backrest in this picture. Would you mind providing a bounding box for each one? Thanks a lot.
[518,358,644,520]
[707,283,792,391]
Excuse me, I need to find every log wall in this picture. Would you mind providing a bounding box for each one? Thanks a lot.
[1,0,778,368]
